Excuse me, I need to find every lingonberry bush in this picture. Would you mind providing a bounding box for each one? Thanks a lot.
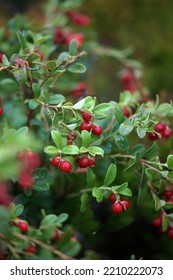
[1,0,173,260]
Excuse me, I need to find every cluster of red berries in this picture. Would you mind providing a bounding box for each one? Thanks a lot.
[148,122,172,140]
[80,112,102,136]
[77,155,96,168]
[109,192,131,215]
[66,11,91,26]
[66,130,77,146]
[52,156,72,173]
[0,98,3,116]
[16,151,41,189]
[54,28,84,48]
[120,70,138,93]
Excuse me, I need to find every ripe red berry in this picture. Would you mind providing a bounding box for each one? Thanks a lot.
[59,160,72,173]
[82,112,92,122]
[79,121,92,131]
[155,122,166,132]
[78,157,90,168]
[51,229,60,242]
[26,245,36,254]
[122,106,131,118]
[92,125,102,136]
[69,131,77,139]
[152,216,162,228]
[167,198,173,204]
[163,190,173,199]
[0,107,3,115]
[148,132,158,140]
[51,156,61,167]
[18,171,34,189]
[112,202,123,214]
[162,127,172,138]
[121,200,131,210]
[67,141,73,145]
[167,227,173,240]
[18,221,28,233]
[109,192,117,203]
[89,157,96,167]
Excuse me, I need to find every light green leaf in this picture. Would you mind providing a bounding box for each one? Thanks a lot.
[44,145,58,156]
[167,155,173,169]
[62,145,79,155]
[92,187,103,202]
[51,130,62,149]
[104,163,117,186]
[68,63,86,73]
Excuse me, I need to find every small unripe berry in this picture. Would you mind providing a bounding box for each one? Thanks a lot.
[78,157,90,168]
[18,221,28,233]
[121,200,131,210]
[59,160,72,173]
[51,156,61,167]
[82,112,92,122]
[79,121,92,131]
[112,202,123,214]
[26,245,36,254]
[92,125,102,136]
[109,192,117,203]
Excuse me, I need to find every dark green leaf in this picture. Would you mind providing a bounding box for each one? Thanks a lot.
[14,204,24,217]
[162,215,168,232]
[46,60,56,72]
[151,192,161,211]
[142,142,158,159]
[119,119,134,136]
[87,168,96,187]
[80,193,89,212]
[49,94,66,105]
[167,155,173,169]
[32,83,41,98]
[69,39,78,56]
[110,101,125,125]
[28,99,40,110]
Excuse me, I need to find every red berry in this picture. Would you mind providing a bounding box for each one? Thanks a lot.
[167,227,173,240]
[163,190,173,199]
[89,157,96,167]
[121,71,132,84]
[36,50,44,60]
[65,33,84,48]
[121,200,131,210]
[26,245,36,254]
[162,127,172,138]
[155,122,166,132]
[82,112,92,122]
[0,107,3,115]
[0,52,4,63]
[18,221,28,233]
[112,202,123,214]
[51,156,61,167]
[69,131,77,139]
[59,160,72,173]
[109,192,117,203]
[167,198,173,204]
[122,106,130,118]
[78,157,90,168]
[79,121,92,131]
[92,125,102,136]
[51,229,60,242]
[148,132,158,140]
[152,216,162,228]
[67,141,73,145]
[18,171,33,189]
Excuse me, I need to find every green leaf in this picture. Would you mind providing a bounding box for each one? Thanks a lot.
[110,101,125,125]
[119,188,132,196]
[49,94,66,105]
[17,31,26,49]
[72,98,85,110]
[156,103,173,116]
[88,146,104,156]
[151,192,161,211]
[57,213,69,224]
[93,103,111,114]
[44,145,58,156]
[34,181,50,192]
[57,51,69,64]
[13,67,27,83]
[142,142,158,159]
[2,54,10,66]
[136,127,146,138]
[51,130,62,149]
[167,155,173,169]
[14,204,24,217]
[104,163,117,186]
[81,130,91,147]
[69,39,78,56]
[46,60,56,72]
[32,83,41,98]
[68,63,86,73]
[62,145,79,155]
[80,193,89,212]
[114,134,129,152]
[112,182,128,193]
[40,214,59,228]
[87,169,96,187]
[28,99,40,110]
[162,215,168,232]
[92,187,103,202]
[119,119,134,136]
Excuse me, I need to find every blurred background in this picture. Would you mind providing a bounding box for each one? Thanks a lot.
[1,0,173,101]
